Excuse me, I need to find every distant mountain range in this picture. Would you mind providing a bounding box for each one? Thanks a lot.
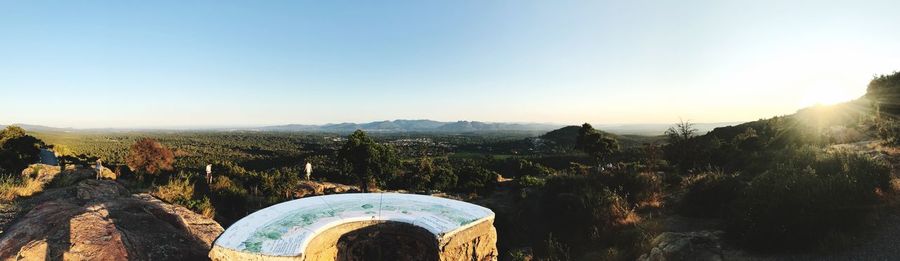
[1,120,743,136]
[255,120,563,133]
[0,124,76,132]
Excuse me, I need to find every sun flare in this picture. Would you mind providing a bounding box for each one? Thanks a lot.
[799,86,864,108]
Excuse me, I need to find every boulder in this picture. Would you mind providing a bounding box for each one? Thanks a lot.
[76,179,129,201]
[638,230,725,261]
[0,179,224,261]
[292,180,360,198]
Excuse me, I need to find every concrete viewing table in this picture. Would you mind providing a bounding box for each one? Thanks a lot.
[209,193,498,261]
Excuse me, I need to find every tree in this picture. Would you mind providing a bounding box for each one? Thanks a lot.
[126,138,175,178]
[575,123,619,164]
[867,72,900,145]
[664,120,699,172]
[454,159,499,195]
[337,130,399,192]
[0,126,44,172]
[867,71,900,116]
[405,156,456,192]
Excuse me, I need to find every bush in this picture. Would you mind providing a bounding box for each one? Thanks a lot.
[153,176,195,205]
[596,167,664,207]
[453,159,499,195]
[679,171,745,218]
[209,175,250,221]
[0,174,21,201]
[727,151,891,250]
[501,159,555,178]
[518,175,546,188]
[152,174,215,218]
[539,176,638,252]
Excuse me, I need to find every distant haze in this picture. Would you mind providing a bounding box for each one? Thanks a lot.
[1,120,741,136]
[2,1,898,128]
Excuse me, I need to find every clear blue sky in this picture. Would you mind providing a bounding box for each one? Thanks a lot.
[2,0,899,128]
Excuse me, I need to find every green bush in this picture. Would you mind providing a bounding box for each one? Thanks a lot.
[518,175,546,188]
[727,151,891,250]
[153,174,216,218]
[153,176,195,205]
[453,159,499,195]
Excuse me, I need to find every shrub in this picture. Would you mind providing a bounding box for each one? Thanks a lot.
[507,248,533,261]
[678,171,745,218]
[453,159,499,195]
[518,175,546,188]
[153,175,219,218]
[539,175,639,249]
[196,197,216,218]
[727,151,891,250]
[209,175,251,221]
[596,168,664,207]
[152,176,195,205]
[0,174,21,201]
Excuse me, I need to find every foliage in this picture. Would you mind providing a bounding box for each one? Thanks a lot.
[678,171,745,218]
[663,120,700,173]
[495,166,662,260]
[727,150,891,250]
[0,174,22,201]
[209,175,251,219]
[152,173,216,218]
[597,166,664,207]
[152,174,195,204]
[536,174,640,255]
[517,175,546,188]
[867,71,900,117]
[0,126,44,173]
[451,159,499,195]
[500,159,555,178]
[401,156,456,192]
[576,123,619,163]
[126,138,175,177]
[337,130,400,192]
[868,72,900,145]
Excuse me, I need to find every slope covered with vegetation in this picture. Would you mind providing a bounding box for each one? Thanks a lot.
[3,72,900,260]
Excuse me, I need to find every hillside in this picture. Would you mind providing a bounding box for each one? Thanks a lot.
[540,125,663,149]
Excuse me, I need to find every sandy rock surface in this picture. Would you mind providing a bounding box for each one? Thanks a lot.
[0,177,224,261]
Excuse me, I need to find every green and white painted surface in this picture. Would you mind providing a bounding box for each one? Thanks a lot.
[213,193,494,257]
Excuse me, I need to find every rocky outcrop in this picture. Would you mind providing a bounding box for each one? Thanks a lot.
[292,180,360,198]
[0,179,224,261]
[638,230,725,261]
[76,179,129,201]
[437,219,498,261]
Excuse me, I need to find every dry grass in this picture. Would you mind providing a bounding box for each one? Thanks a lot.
[0,165,59,202]
[0,176,45,201]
